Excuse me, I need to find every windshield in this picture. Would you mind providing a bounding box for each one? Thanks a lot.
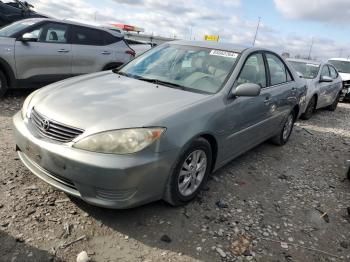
[328,60,350,74]
[288,61,320,79]
[118,44,239,94]
[0,20,37,37]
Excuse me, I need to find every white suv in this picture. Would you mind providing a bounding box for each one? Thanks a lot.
[328,58,350,101]
[0,18,135,97]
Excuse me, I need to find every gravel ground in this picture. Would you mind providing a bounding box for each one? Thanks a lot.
[1,90,350,262]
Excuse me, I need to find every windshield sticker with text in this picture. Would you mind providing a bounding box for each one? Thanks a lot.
[210,50,239,59]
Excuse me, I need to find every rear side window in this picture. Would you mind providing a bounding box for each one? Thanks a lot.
[72,26,103,46]
[266,53,293,86]
[102,31,121,45]
[235,53,267,88]
[321,65,331,77]
[329,65,338,79]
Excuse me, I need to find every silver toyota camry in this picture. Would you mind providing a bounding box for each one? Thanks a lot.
[287,58,343,120]
[14,40,306,208]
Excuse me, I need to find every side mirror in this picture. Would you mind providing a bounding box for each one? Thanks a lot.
[232,83,261,97]
[296,71,303,78]
[320,75,332,83]
[20,32,38,42]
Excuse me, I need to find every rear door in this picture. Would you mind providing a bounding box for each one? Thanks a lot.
[71,26,121,74]
[15,22,72,85]
[264,52,296,131]
[328,64,342,102]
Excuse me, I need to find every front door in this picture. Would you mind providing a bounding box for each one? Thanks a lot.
[317,65,333,107]
[224,52,273,159]
[15,22,72,86]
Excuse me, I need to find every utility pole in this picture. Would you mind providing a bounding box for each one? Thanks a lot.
[252,17,261,47]
[94,12,97,21]
[189,26,193,40]
[308,37,314,60]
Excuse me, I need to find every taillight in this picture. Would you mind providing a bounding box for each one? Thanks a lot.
[126,50,135,57]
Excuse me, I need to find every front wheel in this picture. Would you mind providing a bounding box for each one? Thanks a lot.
[271,111,295,146]
[0,70,8,98]
[164,138,212,206]
[301,96,316,120]
[327,92,340,111]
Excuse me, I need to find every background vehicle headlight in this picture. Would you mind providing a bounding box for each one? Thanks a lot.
[73,128,166,154]
[21,90,39,119]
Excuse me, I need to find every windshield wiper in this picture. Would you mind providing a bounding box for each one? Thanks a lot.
[136,77,185,89]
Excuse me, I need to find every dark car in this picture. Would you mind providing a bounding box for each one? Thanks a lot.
[0,0,47,27]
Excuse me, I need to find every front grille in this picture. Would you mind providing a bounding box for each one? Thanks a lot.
[343,80,350,87]
[30,108,84,143]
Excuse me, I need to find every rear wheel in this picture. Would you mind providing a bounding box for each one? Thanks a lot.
[164,138,212,206]
[301,96,316,120]
[0,70,8,98]
[327,92,340,111]
[271,111,295,146]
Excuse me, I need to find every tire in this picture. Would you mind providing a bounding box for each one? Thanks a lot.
[0,70,8,98]
[164,138,212,206]
[327,92,340,111]
[271,111,295,146]
[301,96,316,120]
[103,63,123,71]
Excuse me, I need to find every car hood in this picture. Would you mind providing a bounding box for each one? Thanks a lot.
[32,72,208,134]
[339,73,350,81]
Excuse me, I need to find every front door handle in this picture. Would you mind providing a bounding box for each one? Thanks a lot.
[58,49,69,53]
[101,51,111,55]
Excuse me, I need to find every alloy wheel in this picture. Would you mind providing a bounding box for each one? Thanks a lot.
[178,150,207,197]
[282,114,294,141]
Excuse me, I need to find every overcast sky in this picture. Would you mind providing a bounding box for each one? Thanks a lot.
[31,0,350,60]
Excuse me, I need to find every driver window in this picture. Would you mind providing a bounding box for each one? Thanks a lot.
[235,53,266,88]
[27,23,68,43]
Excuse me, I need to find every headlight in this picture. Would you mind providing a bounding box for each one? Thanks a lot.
[73,128,166,154]
[21,90,39,119]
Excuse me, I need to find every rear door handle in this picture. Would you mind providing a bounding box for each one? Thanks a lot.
[101,51,111,55]
[58,49,69,53]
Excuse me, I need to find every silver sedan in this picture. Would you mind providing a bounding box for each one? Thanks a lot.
[14,41,306,208]
[287,59,343,120]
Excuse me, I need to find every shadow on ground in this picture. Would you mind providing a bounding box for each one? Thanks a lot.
[0,230,63,262]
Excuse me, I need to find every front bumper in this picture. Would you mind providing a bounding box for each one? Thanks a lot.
[342,81,350,100]
[13,112,179,209]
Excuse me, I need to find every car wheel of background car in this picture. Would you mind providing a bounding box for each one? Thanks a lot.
[0,70,8,98]
[327,92,341,111]
[301,96,316,120]
[347,166,350,180]
[271,111,295,146]
[164,137,212,206]
[103,63,123,71]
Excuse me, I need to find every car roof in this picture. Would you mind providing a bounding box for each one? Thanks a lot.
[328,58,350,62]
[21,18,123,38]
[286,58,321,65]
[169,40,252,53]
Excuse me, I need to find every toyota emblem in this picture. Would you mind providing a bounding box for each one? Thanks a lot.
[41,119,50,131]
